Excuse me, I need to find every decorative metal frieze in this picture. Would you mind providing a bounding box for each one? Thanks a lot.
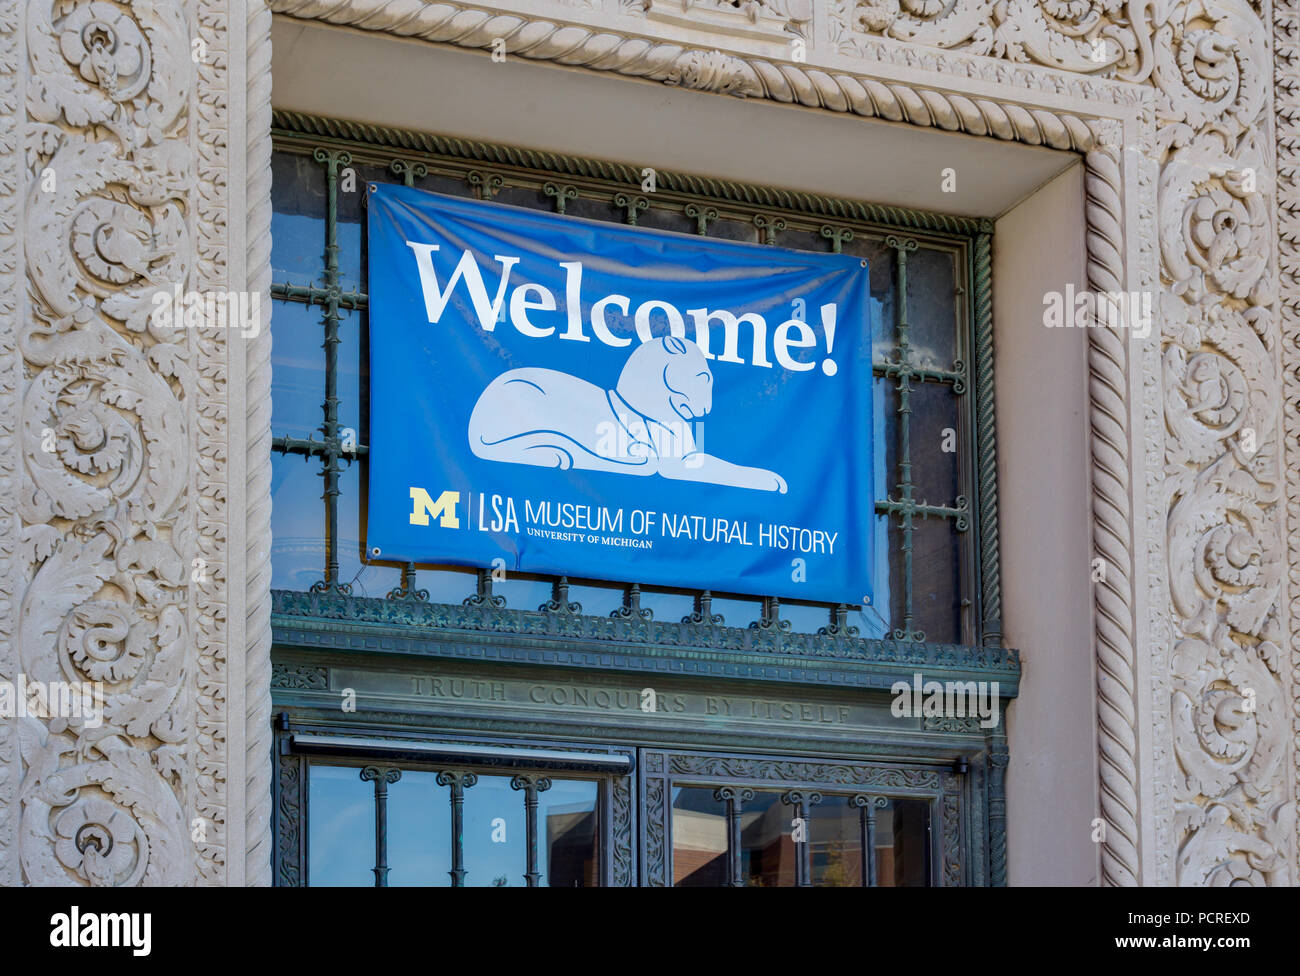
[643,773,668,887]
[272,664,329,690]
[271,589,1021,680]
[611,775,635,886]
[942,791,963,887]
[274,592,1019,691]
[666,755,942,789]
[276,755,305,887]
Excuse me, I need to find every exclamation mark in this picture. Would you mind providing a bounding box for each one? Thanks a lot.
[820,304,838,376]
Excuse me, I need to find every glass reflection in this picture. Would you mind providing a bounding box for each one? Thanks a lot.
[876,796,931,887]
[671,787,728,886]
[738,791,793,887]
[808,794,865,886]
[538,779,599,887]
[387,770,451,887]
[307,764,373,886]
[463,774,525,887]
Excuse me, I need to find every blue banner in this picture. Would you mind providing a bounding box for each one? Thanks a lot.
[366,183,873,605]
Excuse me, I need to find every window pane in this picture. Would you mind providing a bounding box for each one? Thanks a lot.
[271,152,324,287]
[671,786,728,886]
[494,572,561,611]
[738,791,794,887]
[538,779,600,887]
[910,380,961,512]
[307,765,374,886]
[492,184,551,211]
[414,566,479,604]
[462,774,526,887]
[338,162,395,293]
[877,797,931,887]
[912,516,962,644]
[271,453,323,591]
[270,299,324,439]
[387,770,451,887]
[782,601,830,634]
[637,587,695,623]
[904,247,958,370]
[335,308,365,440]
[809,794,864,886]
[338,461,400,598]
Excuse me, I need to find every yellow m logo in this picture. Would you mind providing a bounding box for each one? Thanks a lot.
[409,487,460,527]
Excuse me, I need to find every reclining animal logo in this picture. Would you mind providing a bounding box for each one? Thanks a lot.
[468,336,787,493]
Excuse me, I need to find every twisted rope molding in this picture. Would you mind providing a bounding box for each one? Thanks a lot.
[1275,0,1300,872]
[972,232,1002,646]
[245,0,275,887]
[1084,145,1141,888]
[269,0,1103,151]
[0,0,20,886]
[261,0,1149,885]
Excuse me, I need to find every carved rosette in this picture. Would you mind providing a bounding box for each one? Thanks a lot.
[16,0,201,886]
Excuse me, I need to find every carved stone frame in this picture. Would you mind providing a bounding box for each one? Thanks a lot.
[7,0,1287,887]
[260,0,1167,886]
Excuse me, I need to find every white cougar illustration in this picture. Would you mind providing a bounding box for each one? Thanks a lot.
[467,335,787,492]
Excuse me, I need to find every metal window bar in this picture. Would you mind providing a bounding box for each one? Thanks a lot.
[511,774,554,887]
[268,122,997,646]
[437,770,478,886]
[712,786,755,887]
[849,793,888,887]
[873,235,970,642]
[781,789,823,887]
[359,765,401,887]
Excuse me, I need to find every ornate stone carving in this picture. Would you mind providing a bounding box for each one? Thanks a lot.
[1277,0,1300,895]
[257,0,1290,887]
[9,0,238,886]
[0,0,1274,886]
[641,0,812,40]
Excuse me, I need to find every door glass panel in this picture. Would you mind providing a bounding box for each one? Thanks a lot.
[538,779,600,887]
[463,774,526,887]
[671,786,728,886]
[388,770,451,887]
[809,794,865,886]
[739,791,795,887]
[307,764,374,886]
[877,797,931,887]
